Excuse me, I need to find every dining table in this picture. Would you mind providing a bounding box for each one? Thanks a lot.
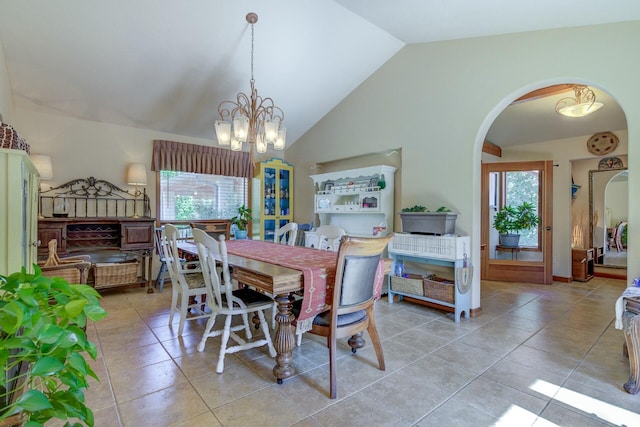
[176,239,339,383]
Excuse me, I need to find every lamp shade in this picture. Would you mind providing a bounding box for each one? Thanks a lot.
[557,102,604,118]
[126,163,147,186]
[31,154,53,180]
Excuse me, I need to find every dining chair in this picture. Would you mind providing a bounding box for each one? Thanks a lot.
[274,222,298,246]
[153,226,169,292]
[293,234,392,399]
[316,225,346,252]
[192,228,276,373]
[163,223,210,336]
[294,223,313,246]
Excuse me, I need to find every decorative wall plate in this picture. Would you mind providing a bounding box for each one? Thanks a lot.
[587,131,619,156]
[598,156,624,170]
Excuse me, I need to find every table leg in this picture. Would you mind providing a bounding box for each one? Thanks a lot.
[273,293,296,384]
[146,251,154,293]
[623,311,640,394]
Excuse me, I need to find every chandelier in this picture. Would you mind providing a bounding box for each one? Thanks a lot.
[555,85,603,118]
[214,13,285,154]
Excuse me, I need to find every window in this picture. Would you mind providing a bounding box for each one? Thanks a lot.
[504,170,540,248]
[158,170,247,221]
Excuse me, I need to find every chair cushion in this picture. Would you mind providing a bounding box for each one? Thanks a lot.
[231,288,274,307]
[291,299,367,328]
[184,272,205,289]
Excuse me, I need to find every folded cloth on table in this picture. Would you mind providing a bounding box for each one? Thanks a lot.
[615,287,640,329]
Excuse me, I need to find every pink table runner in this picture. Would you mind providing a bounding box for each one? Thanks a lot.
[226,240,338,330]
[226,240,386,333]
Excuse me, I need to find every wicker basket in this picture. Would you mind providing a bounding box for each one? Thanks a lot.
[390,274,424,296]
[423,275,454,303]
[93,259,139,288]
[44,265,81,284]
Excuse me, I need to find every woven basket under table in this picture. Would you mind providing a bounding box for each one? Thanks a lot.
[93,260,139,288]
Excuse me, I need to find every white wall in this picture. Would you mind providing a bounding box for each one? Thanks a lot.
[287,21,640,308]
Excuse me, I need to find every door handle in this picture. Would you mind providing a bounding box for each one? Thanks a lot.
[545,226,552,231]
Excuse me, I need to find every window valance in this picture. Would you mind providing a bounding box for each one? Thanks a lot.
[151,140,253,178]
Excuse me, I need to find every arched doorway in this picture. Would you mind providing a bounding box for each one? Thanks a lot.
[478,82,628,282]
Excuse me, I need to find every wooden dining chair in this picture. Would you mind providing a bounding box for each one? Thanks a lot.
[163,224,210,336]
[274,222,298,246]
[192,228,276,373]
[293,234,392,399]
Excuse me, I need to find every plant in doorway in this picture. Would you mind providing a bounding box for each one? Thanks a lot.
[231,204,252,239]
[493,201,539,247]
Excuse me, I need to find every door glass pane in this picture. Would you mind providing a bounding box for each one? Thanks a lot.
[505,171,539,247]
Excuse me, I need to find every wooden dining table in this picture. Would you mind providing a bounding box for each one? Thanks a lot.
[176,239,338,383]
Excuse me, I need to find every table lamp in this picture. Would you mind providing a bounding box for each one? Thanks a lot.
[127,163,147,218]
[30,154,53,218]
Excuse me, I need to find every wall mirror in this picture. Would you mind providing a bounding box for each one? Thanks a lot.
[589,168,627,267]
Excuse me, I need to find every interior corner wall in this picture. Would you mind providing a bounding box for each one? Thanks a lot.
[286,21,640,306]
[0,38,14,123]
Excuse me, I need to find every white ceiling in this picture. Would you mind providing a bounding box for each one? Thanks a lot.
[0,0,638,148]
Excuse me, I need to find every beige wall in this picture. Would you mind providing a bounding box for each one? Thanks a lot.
[0,38,14,123]
[287,21,640,308]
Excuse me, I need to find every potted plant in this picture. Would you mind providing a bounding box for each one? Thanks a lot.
[0,266,107,427]
[231,204,252,240]
[493,201,539,247]
[399,205,457,235]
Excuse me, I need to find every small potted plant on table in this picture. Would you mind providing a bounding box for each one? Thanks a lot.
[493,201,539,247]
[231,204,252,240]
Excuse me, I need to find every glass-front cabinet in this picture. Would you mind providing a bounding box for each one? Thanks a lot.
[253,158,293,241]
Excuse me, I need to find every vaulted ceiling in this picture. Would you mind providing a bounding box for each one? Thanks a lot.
[1,1,638,148]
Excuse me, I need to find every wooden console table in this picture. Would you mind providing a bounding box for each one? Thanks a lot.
[37,177,155,291]
[38,217,155,290]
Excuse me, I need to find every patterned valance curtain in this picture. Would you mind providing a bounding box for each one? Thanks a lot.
[151,140,253,178]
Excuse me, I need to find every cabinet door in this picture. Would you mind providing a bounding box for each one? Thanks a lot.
[121,221,154,250]
[38,223,67,255]
[258,159,293,241]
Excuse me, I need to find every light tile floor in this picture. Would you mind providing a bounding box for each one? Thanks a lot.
[52,276,640,426]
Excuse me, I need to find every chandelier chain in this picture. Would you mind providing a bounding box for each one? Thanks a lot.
[250,20,255,84]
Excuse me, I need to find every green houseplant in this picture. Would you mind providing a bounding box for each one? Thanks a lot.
[231,204,252,240]
[493,201,540,247]
[0,266,107,427]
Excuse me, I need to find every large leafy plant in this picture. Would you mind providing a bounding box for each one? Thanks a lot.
[493,201,539,234]
[0,267,107,427]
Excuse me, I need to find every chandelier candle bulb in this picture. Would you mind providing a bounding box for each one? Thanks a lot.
[274,128,286,150]
[214,121,231,145]
[256,133,267,153]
